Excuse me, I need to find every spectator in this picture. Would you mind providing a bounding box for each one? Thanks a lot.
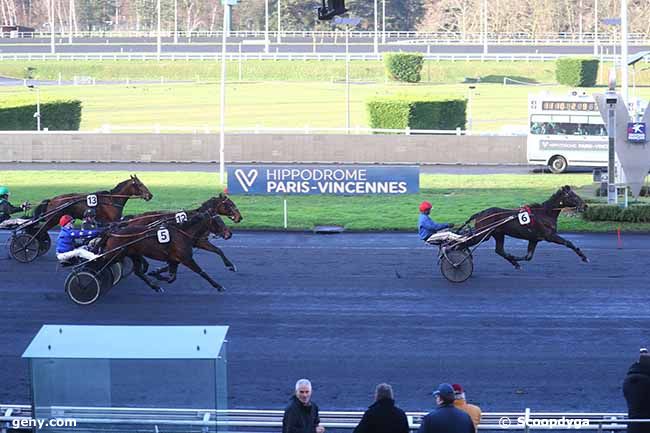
[623,348,650,433]
[417,383,474,433]
[283,379,325,433]
[452,384,482,431]
[353,383,409,433]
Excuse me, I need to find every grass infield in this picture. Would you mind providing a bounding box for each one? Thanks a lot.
[2,170,649,232]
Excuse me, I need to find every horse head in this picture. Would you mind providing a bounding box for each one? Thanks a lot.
[208,213,232,240]
[201,193,242,223]
[556,185,587,212]
[126,175,153,201]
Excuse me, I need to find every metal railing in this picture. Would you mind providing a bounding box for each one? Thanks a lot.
[0,52,633,62]
[2,30,650,44]
[1,404,647,432]
[90,125,478,135]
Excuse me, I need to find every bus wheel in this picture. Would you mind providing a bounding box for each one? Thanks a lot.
[549,156,568,174]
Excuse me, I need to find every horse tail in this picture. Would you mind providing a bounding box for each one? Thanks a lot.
[32,199,50,219]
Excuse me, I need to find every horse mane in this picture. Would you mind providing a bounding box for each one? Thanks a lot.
[198,196,220,211]
[539,187,565,209]
[109,178,131,193]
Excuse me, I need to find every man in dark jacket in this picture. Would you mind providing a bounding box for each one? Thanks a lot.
[418,383,474,433]
[0,186,30,226]
[623,348,650,433]
[283,379,325,433]
[354,383,409,433]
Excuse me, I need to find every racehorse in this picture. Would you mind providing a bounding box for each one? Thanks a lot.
[120,193,242,272]
[98,211,231,293]
[459,185,589,268]
[32,175,153,231]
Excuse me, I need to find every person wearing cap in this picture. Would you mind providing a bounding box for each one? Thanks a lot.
[353,383,409,433]
[55,214,104,263]
[282,378,325,433]
[0,186,30,226]
[417,383,474,433]
[81,208,102,230]
[623,348,650,433]
[418,201,460,244]
[451,384,482,432]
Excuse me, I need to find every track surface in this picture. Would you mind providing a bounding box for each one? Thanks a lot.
[0,231,647,412]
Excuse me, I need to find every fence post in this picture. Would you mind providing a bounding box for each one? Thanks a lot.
[524,408,531,433]
[238,43,243,82]
[456,127,461,136]
[405,127,411,135]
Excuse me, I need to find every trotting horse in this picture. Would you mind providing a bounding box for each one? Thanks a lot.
[98,211,232,293]
[32,175,154,230]
[120,193,242,273]
[460,185,589,268]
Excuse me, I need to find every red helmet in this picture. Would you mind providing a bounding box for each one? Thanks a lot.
[419,201,432,212]
[59,214,74,227]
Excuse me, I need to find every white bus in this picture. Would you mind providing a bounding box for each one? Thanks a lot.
[527,92,608,173]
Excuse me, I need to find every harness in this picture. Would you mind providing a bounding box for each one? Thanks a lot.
[520,205,535,226]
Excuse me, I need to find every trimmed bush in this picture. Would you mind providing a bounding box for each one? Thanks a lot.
[583,204,650,222]
[383,53,424,83]
[0,100,82,130]
[555,58,599,87]
[367,96,467,131]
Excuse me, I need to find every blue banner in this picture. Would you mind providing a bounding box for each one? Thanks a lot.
[227,165,419,195]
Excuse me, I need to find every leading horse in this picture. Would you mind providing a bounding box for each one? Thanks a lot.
[459,185,589,268]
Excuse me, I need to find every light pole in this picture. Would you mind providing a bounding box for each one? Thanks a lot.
[606,69,617,205]
[156,0,162,60]
[264,0,269,52]
[220,0,237,185]
[50,0,55,54]
[27,85,41,131]
[593,0,598,55]
[276,0,281,44]
[335,16,361,133]
[467,85,476,133]
[68,0,73,44]
[620,0,628,105]
[373,0,378,55]
[482,0,487,54]
[381,0,385,44]
[174,0,178,44]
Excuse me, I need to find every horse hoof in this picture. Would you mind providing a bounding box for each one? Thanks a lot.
[154,287,165,294]
[228,265,237,272]
[216,286,226,292]
[514,264,521,270]
[582,257,590,263]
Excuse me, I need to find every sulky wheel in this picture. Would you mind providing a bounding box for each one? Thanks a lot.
[65,270,102,305]
[120,257,134,278]
[440,248,474,283]
[108,262,123,286]
[9,233,40,263]
[37,233,51,256]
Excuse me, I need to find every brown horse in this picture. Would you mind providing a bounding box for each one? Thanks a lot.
[98,211,231,293]
[120,193,242,272]
[459,185,589,268]
[32,175,153,230]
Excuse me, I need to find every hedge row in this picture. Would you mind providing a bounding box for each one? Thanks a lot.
[583,205,650,222]
[383,53,424,83]
[366,97,467,131]
[0,100,82,130]
[555,58,599,87]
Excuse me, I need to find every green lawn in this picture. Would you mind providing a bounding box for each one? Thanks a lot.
[2,170,648,232]
[4,81,649,132]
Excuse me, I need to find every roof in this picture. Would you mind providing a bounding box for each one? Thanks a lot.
[22,325,229,359]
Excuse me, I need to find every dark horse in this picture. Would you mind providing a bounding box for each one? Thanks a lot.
[460,185,588,268]
[98,211,231,293]
[120,193,242,273]
[32,175,154,231]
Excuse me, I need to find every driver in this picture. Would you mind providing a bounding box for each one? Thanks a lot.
[0,186,30,227]
[418,201,461,243]
[55,214,104,263]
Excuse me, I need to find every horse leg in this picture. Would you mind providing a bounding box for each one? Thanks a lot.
[166,262,179,283]
[148,264,171,281]
[493,233,521,269]
[196,238,237,272]
[512,240,538,261]
[181,257,226,292]
[132,256,164,293]
[544,233,589,263]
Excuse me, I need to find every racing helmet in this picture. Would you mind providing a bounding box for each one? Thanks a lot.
[0,186,9,196]
[83,208,96,218]
[419,201,432,212]
[59,214,74,227]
